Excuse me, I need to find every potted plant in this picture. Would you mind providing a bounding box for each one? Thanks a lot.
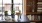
[11,10,15,21]
[4,11,8,16]
[11,10,15,15]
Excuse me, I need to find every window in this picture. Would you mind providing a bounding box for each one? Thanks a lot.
[0,0,23,22]
[3,0,11,4]
[0,0,12,21]
[3,0,12,21]
[0,0,2,14]
[14,0,23,13]
[13,0,23,21]
[3,0,11,15]
[0,0,3,21]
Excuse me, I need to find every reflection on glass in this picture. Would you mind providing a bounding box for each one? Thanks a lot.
[4,4,11,15]
[0,3,3,21]
[14,0,22,4]
[4,3,12,22]
[0,0,23,22]
[0,16,3,21]
[14,5,22,13]
[0,5,2,12]
[0,0,12,22]
[0,0,2,4]
[3,0,11,4]
[14,0,22,22]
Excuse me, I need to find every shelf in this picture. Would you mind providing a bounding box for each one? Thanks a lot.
[26,12,42,15]
[38,0,42,2]
[30,20,42,22]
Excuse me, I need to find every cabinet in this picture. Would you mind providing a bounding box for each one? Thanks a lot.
[26,0,38,15]
[26,0,42,23]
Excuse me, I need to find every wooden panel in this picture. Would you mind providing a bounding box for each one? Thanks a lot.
[40,15,42,20]
[26,6,33,12]
[26,0,38,15]
[30,20,42,22]
[38,0,42,2]
[26,0,42,22]
[34,15,38,20]
[26,0,33,13]
[26,12,42,15]
[26,0,33,5]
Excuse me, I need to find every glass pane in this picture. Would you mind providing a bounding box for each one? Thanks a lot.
[0,0,12,21]
[0,4,4,21]
[14,5,22,14]
[0,16,2,21]
[14,0,22,4]
[4,4,11,15]
[6,16,12,21]
[0,5,2,7]
[0,7,2,12]
[8,16,12,20]
[5,16,12,22]
[3,4,12,21]
[0,5,2,14]
[3,0,12,21]
[0,0,2,4]
[3,0,11,4]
